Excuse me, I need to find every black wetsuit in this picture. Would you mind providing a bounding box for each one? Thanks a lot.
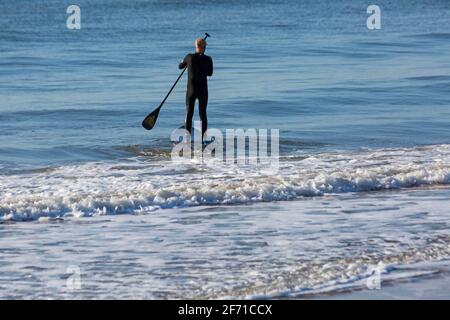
[179,53,213,136]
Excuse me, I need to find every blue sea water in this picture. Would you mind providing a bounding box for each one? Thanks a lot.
[0,0,450,299]
[1,0,449,169]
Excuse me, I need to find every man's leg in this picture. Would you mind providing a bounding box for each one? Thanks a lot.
[185,92,196,135]
[198,92,208,138]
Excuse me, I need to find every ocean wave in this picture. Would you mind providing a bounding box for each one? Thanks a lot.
[407,32,450,40]
[1,144,450,221]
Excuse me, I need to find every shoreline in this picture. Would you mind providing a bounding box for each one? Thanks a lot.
[307,262,450,300]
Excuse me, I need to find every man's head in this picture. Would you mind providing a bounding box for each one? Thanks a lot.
[195,38,207,54]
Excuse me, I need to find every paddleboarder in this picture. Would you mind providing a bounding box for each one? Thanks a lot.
[179,38,213,139]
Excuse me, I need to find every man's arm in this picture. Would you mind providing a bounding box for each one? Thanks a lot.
[207,57,213,76]
[179,54,190,69]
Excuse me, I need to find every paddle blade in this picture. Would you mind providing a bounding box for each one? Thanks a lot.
[142,106,161,130]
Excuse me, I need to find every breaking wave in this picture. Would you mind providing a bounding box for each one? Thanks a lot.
[1,144,450,221]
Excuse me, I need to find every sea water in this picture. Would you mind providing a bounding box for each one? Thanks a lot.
[0,0,450,298]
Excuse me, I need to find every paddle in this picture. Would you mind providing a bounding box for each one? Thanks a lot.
[142,33,211,130]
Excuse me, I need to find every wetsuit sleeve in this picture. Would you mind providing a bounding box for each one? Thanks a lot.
[179,54,189,69]
[207,57,213,76]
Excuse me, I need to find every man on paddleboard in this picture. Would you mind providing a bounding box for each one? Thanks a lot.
[179,38,213,140]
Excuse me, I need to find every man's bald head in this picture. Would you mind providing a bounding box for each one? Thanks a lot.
[195,38,207,54]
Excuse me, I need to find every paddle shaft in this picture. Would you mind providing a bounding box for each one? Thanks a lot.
[158,66,187,109]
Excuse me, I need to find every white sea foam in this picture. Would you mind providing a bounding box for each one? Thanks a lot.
[1,186,450,299]
[1,144,450,221]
